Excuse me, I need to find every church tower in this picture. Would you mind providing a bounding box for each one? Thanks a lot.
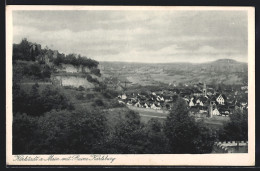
[203,82,207,97]
[208,102,213,118]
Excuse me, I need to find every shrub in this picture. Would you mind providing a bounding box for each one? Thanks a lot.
[90,68,101,77]
[94,99,104,106]
[86,93,95,99]
[75,93,85,100]
[78,86,85,91]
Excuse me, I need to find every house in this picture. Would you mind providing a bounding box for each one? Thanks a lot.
[212,108,220,116]
[151,103,161,110]
[216,94,226,105]
[121,94,127,100]
[200,96,208,106]
[144,103,149,108]
[196,98,201,104]
[189,97,196,107]
[118,94,127,100]
[134,101,141,107]
[193,90,203,96]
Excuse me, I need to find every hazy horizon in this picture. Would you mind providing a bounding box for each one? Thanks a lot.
[98,58,247,64]
[13,9,248,63]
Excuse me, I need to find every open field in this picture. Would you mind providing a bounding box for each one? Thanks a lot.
[99,59,248,87]
[128,106,229,128]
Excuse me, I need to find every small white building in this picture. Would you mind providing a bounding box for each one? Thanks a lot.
[151,103,161,110]
[212,108,220,115]
[121,94,127,100]
[189,98,195,107]
[134,101,141,107]
[144,103,149,108]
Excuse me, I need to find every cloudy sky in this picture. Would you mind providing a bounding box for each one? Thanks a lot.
[12,9,248,63]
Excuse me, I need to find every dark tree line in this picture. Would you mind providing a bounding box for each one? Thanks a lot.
[218,109,248,142]
[13,38,40,61]
[13,38,99,69]
[13,83,74,116]
[13,62,52,81]
[53,53,99,69]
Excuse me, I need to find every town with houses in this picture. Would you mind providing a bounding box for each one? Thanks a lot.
[117,82,248,118]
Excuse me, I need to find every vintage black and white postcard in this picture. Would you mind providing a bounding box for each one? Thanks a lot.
[6,5,255,166]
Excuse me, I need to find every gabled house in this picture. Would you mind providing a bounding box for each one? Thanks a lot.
[144,103,149,108]
[216,94,226,105]
[134,101,141,107]
[189,97,196,107]
[151,103,161,110]
[212,108,220,116]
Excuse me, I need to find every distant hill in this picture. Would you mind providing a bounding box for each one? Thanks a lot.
[99,59,248,86]
[197,59,247,73]
[211,58,238,64]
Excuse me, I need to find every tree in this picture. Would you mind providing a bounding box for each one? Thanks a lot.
[105,111,147,154]
[90,68,101,77]
[25,83,45,116]
[35,108,108,154]
[41,65,52,79]
[13,113,39,154]
[219,109,248,143]
[13,84,74,116]
[164,97,215,153]
[18,38,31,61]
[41,85,74,112]
[144,118,170,153]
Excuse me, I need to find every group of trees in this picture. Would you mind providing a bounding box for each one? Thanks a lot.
[13,38,100,70]
[53,53,99,69]
[13,38,41,61]
[165,98,216,153]
[13,108,107,154]
[218,109,248,142]
[13,83,74,116]
[13,62,52,81]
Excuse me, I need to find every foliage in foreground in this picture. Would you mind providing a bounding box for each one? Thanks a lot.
[14,84,246,154]
[164,98,216,154]
[218,109,248,142]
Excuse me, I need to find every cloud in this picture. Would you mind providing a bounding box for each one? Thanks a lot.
[12,10,248,63]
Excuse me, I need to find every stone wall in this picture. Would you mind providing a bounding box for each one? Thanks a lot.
[56,64,92,73]
[212,141,248,153]
[54,75,95,89]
